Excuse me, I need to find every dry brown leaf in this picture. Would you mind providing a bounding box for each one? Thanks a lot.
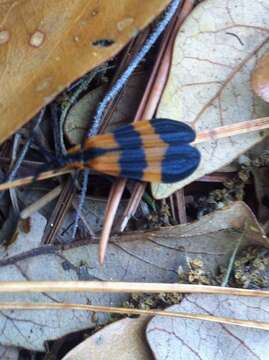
[0,0,170,144]
[152,0,269,199]
[252,51,269,103]
[62,317,152,360]
[146,295,269,360]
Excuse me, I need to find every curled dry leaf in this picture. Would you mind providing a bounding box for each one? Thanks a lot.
[252,51,269,103]
[62,317,152,360]
[0,0,170,144]
[64,69,149,144]
[64,85,106,145]
[0,201,266,350]
[152,0,269,199]
[146,295,269,360]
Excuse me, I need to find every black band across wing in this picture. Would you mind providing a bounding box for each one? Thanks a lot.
[113,123,147,180]
[112,118,200,182]
[151,118,196,144]
[160,144,200,183]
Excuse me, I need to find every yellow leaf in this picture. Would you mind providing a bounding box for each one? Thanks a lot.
[0,0,170,144]
[252,51,269,104]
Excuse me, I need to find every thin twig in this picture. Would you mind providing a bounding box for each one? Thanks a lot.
[0,301,268,330]
[42,177,76,244]
[50,103,62,158]
[72,197,95,237]
[72,168,89,239]
[8,108,45,182]
[221,232,244,287]
[198,172,235,183]
[175,189,187,223]
[194,116,269,144]
[0,168,71,191]
[9,133,21,214]
[114,182,147,234]
[20,185,63,219]
[99,179,126,264]
[0,281,268,297]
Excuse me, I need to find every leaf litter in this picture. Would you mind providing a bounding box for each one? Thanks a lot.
[0,0,269,358]
[0,202,265,351]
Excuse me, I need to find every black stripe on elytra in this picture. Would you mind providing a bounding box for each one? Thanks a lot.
[161,144,200,183]
[57,147,109,167]
[151,118,196,144]
[114,125,147,180]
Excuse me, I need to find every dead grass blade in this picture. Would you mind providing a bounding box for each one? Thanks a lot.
[0,301,268,330]
[0,281,269,297]
[0,168,72,191]
[194,116,269,144]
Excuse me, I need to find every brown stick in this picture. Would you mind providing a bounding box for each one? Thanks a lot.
[0,281,269,297]
[0,168,72,191]
[175,189,187,223]
[194,116,269,144]
[99,179,126,264]
[20,185,63,219]
[115,182,147,233]
[0,301,268,330]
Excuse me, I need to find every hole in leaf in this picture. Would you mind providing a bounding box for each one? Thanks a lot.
[92,39,115,47]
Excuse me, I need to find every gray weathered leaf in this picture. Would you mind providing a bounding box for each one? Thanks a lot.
[147,294,269,360]
[0,212,46,260]
[0,202,265,350]
[152,0,269,199]
[0,346,18,360]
